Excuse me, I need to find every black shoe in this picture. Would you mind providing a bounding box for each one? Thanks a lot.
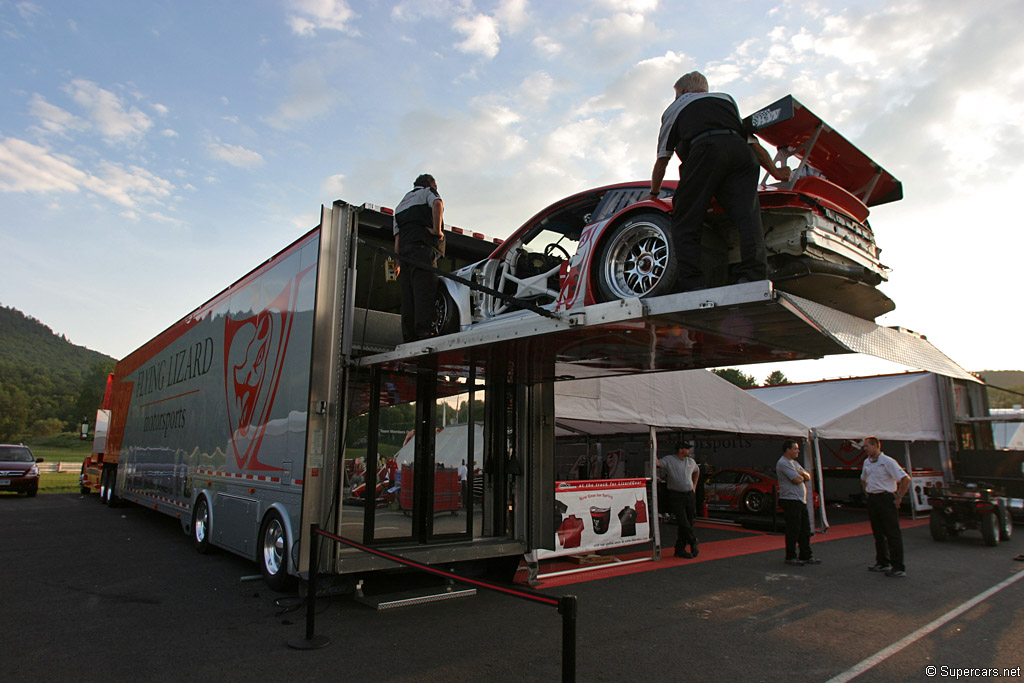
[677,550,693,559]
[801,557,822,565]
[885,569,906,578]
[868,563,892,572]
[690,539,699,557]
[785,559,805,566]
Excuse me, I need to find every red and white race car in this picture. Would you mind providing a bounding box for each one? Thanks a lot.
[433,95,902,335]
[705,467,821,515]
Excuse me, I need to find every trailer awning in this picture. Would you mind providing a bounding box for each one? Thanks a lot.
[354,282,976,392]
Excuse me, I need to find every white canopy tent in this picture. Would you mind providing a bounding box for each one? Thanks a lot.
[746,372,945,441]
[555,369,809,437]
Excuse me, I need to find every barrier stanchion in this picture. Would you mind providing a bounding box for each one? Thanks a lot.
[559,595,578,683]
[287,524,330,650]
[289,526,578,678]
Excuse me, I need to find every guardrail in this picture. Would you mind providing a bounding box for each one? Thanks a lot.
[290,523,579,682]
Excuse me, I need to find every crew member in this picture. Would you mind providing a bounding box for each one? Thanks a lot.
[647,71,791,291]
[861,436,911,577]
[393,174,445,342]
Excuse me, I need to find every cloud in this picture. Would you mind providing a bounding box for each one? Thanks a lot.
[286,0,359,36]
[454,14,501,59]
[0,136,174,209]
[496,0,529,33]
[264,62,340,129]
[63,79,153,144]
[206,141,265,168]
[28,94,86,137]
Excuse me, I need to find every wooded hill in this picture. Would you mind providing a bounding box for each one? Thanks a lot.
[975,370,1024,408]
[0,305,115,441]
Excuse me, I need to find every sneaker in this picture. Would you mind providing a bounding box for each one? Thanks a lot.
[785,559,805,566]
[885,569,906,578]
[868,563,892,572]
[801,558,822,565]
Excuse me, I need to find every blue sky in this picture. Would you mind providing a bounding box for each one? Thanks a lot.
[2,0,1022,383]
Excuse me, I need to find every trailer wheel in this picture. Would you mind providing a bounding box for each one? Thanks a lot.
[929,509,948,541]
[595,212,678,302]
[981,511,999,547]
[102,468,120,508]
[259,510,291,592]
[190,496,212,554]
[999,507,1013,542]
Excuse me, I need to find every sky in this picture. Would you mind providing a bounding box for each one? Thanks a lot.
[1,0,1022,385]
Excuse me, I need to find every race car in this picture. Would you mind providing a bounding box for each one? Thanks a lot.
[704,467,820,515]
[430,95,902,336]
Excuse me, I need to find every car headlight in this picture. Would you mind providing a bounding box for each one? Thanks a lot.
[28,465,39,478]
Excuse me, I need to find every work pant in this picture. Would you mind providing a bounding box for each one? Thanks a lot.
[780,498,812,561]
[866,492,905,571]
[672,135,767,290]
[667,489,697,552]
[399,243,439,342]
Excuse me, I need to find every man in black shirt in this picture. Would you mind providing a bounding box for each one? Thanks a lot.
[393,174,445,342]
[647,72,790,291]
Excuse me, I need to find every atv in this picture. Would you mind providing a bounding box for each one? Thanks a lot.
[927,482,1013,547]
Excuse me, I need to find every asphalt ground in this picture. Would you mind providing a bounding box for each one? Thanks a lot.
[3,493,1023,682]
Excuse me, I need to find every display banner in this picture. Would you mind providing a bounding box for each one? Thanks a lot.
[538,478,651,560]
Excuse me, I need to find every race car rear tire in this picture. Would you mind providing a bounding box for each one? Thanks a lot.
[981,511,999,547]
[431,286,460,337]
[929,509,948,541]
[595,212,678,302]
[742,489,765,515]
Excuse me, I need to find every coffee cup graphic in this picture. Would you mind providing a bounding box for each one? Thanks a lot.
[590,505,611,534]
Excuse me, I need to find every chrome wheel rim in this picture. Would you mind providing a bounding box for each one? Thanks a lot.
[263,518,285,576]
[602,221,670,298]
[194,501,209,544]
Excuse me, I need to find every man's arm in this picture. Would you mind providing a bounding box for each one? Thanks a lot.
[894,475,911,504]
[751,139,791,181]
[647,157,671,201]
[432,198,444,236]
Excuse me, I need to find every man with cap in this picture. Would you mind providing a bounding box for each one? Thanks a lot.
[657,441,700,558]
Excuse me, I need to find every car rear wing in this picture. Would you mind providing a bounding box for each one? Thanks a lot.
[745,95,903,208]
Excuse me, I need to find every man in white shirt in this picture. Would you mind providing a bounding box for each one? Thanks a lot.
[657,442,700,558]
[860,436,911,577]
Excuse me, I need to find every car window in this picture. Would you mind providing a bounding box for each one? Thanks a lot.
[709,470,739,485]
[0,446,34,462]
[518,227,579,260]
[737,473,758,484]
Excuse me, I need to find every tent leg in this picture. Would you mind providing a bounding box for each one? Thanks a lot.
[811,434,829,532]
[650,427,661,560]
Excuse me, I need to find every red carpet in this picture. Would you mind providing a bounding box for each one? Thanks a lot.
[528,517,929,588]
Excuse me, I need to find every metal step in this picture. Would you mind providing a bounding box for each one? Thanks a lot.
[354,580,476,611]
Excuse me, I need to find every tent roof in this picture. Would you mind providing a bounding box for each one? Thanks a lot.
[555,369,808,437]
[746,372,944,441]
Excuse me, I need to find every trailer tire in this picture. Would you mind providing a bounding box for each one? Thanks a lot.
[929,509,948,542]
[981,511,999,547]
[259,510,291,592]
[999,507,1013,542]
[102,468,120,508]
[192,496,212,554]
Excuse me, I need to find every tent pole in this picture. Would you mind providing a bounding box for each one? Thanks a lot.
[903,441,916,521]
[650,426,661,560]
[811,432,829,532]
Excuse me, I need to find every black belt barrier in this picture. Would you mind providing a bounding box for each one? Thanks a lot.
[288,523,578,682]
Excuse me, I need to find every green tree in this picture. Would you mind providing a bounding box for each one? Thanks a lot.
[764,370,790,386]
[0,381,30,440]
[74,359,116,425]
[712,368,757,388]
